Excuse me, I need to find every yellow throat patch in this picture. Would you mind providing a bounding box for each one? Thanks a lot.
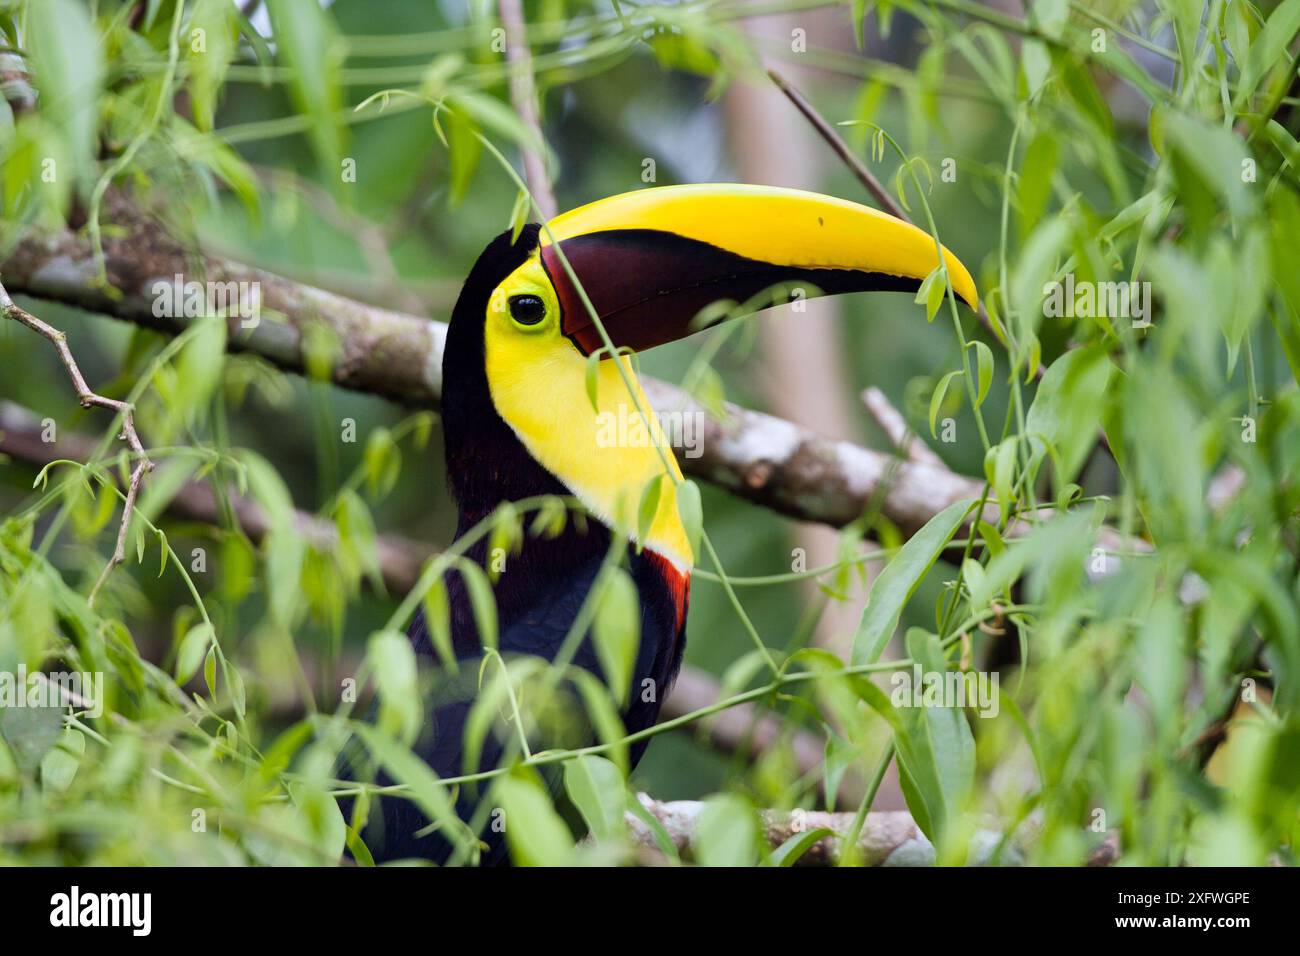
[481,254,693,572]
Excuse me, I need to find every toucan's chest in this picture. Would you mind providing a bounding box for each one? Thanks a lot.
[433,522,689,724]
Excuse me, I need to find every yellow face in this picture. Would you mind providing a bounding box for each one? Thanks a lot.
[472,182,982,576]
[482,253,693,571]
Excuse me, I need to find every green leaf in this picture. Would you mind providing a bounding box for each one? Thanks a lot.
[895,631,975,846]
[625,793,680,862]
[770,826,836,867]
[335,489,383,591]
[851,499,972,665]
[1236,0,1300,107]
[40,727,84,794]
[928,370,963,438]
[203,645,217,698]
[970,509,1091,610]
[925,267,948,320]
[1011,217,1070,364]
[458,560,499,649]
[454,90,547,156]
[156,528,168,577]
[172,120,261,219]
[442,104,482,207]
[914,265,946,321]
[188,0,238,132]
[255,720,314,788]
[175,622,214,685]
[1025,344,1113,488]
[367,629,420,743]
[1018,130,1059,236]
[301,321,341,382]
[1270,190,1300,383]
[584,350,601,412]
[563,755,627,842]
[263,530,305,628]
[509,187,530,242]
[486,502,520,582]
[569,669,629,774]
[240,451,296,532]
[983,438,1018,518]
[362,428,402,501]
[174,318,227,427]
[647,30,719,76]
[1159,109,1255,219]
[592,568,640,706]
[675,479,703,562]
[636,474,663,549]
[852,0,867,48]
[495,768,575,866]
[265,0,345,175]
[460,656,525,779]
[0,704,64,777]
[219,533,256,606]
[694,794,760,866]
[852,635,974,848]
[350,723,469,856]
[421,578,457,673]
[969,340,994,409]
[977,519,1005,558]
[26,0,103,181]
[1020,39,1051,99]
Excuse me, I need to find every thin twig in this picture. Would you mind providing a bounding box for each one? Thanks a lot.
[499,0,558,220]
[767,68,904,219]
[0,400,839,791]
[861,387,945,468]
[0,281,154,605]
[765,67,1029,373]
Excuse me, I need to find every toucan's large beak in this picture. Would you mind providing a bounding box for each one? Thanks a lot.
[538,184,978,356]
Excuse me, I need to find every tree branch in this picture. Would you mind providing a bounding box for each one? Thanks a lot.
[0,192,985,535]
[766,67,1043,379]
[499,0,557,220]
[626,793,1025,866]
[0,282,153,604]
[861,386,945,469]
[0,401,836,791]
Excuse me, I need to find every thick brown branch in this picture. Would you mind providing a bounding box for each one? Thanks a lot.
[0,192,984,535]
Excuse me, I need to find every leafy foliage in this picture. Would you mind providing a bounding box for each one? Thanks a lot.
[2,0,1300,866]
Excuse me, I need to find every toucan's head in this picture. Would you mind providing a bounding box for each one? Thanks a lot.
[442,184,977,572]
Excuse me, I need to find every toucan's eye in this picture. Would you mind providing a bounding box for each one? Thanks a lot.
[508,294,547,326]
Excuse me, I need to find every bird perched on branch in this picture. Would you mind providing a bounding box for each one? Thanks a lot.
[361,184,977,863]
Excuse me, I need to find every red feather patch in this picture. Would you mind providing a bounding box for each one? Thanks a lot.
[645,548,690,636]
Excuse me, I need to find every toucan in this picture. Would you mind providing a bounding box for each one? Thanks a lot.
[363,184,977,863]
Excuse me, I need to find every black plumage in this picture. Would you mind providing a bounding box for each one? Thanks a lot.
[363,226,688,864]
